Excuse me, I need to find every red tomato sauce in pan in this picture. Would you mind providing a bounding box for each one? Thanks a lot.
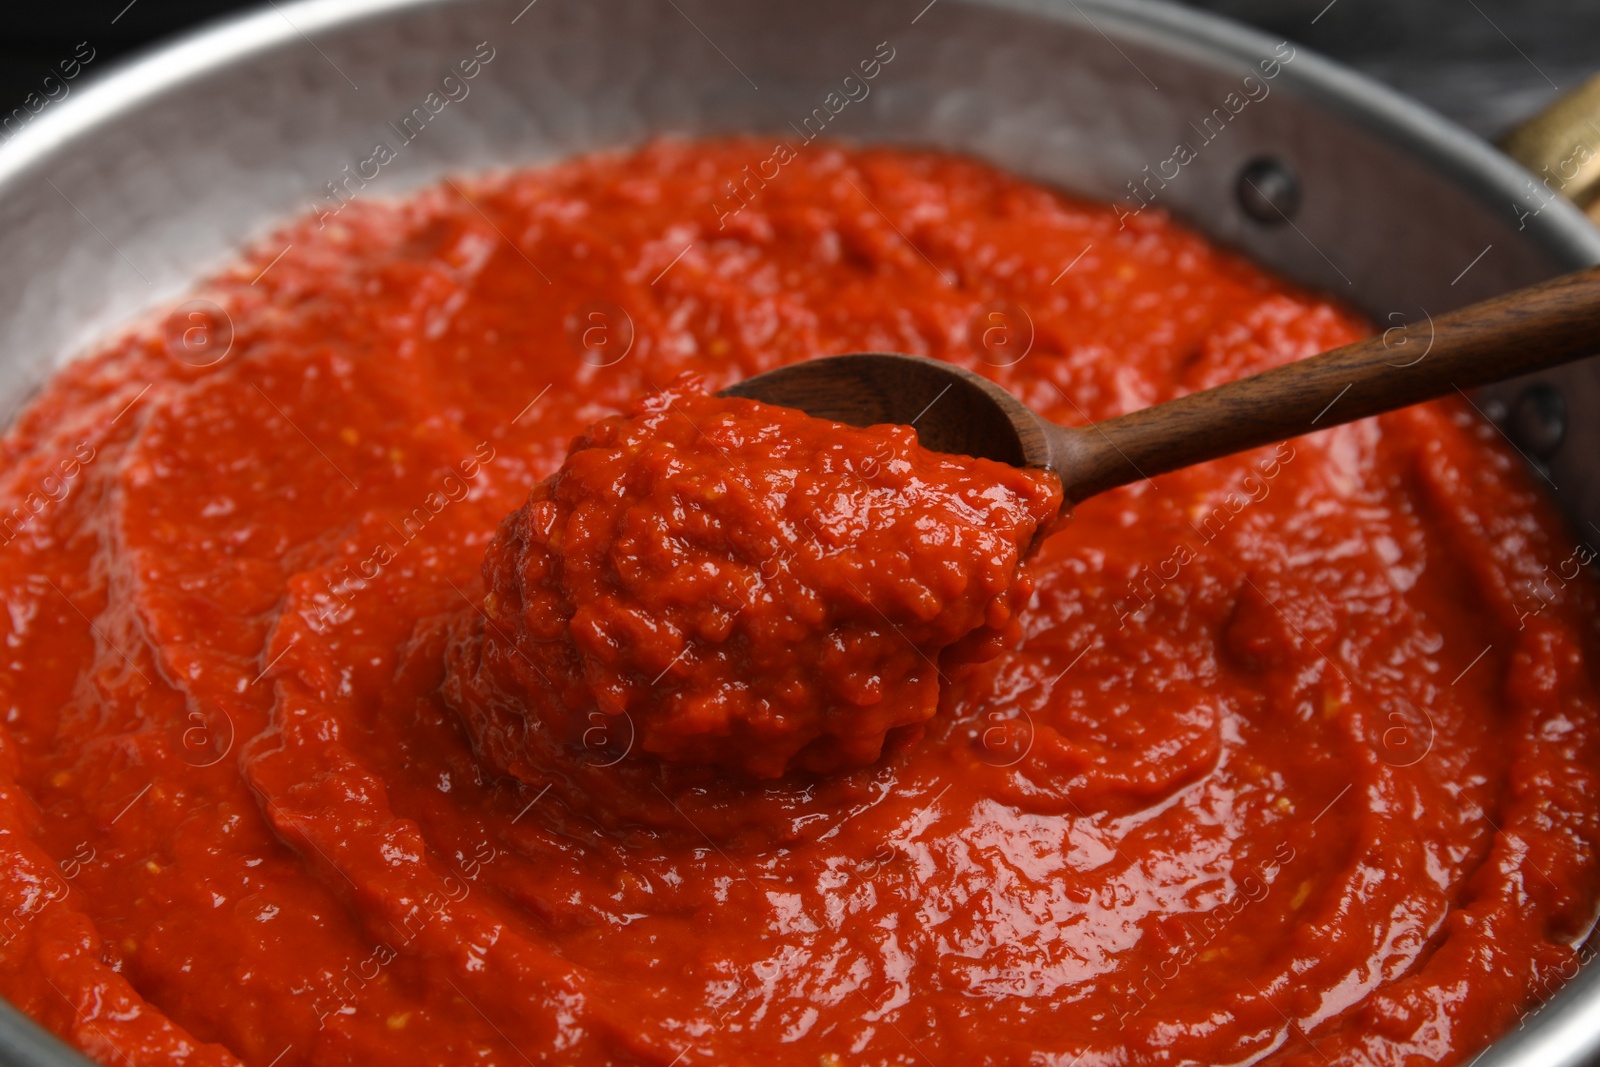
[0,138,1596,1067]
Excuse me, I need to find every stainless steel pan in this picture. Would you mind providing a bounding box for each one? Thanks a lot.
[1,0,1597,1063]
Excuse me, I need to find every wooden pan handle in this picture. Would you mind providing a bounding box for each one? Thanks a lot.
[1049,265,1600,502]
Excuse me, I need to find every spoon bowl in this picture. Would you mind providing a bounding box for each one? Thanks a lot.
[720,351,1052,469]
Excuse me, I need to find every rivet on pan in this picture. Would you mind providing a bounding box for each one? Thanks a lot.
[1507,382,1567,458]
[1236,157,1301,225]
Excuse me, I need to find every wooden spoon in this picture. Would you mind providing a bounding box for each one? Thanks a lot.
[721,266,1600,504]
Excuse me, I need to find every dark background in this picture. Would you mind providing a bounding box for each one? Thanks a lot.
[2,0,1597,140]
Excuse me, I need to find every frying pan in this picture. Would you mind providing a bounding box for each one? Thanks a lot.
[1,0,1598,1063]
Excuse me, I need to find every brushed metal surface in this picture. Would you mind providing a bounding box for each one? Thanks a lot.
[0,0,1596,1064]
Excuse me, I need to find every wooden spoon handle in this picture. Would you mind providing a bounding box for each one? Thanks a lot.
[1049,265,1600,502]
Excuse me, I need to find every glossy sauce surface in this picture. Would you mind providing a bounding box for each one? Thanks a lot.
[0,139,1596,1066]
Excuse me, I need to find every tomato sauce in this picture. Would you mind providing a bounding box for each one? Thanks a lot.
[444,381,1061,786]
[0,138,1595,1067]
